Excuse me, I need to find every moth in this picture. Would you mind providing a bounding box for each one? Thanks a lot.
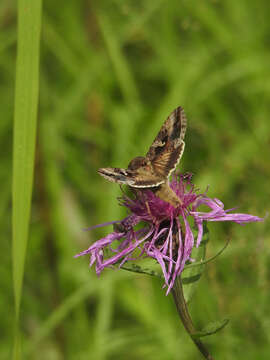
[98,106,187,208]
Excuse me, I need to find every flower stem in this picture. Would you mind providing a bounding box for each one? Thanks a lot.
[172,277,214,360]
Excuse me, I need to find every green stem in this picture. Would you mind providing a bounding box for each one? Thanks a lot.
[172,277,214,360]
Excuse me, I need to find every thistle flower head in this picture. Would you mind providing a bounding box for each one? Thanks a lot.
[75,173,262,294]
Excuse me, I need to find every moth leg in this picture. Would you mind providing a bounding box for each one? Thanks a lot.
[145,200,152,218]
[145,200,157,224]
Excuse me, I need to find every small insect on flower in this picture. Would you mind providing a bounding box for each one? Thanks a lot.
[76,107,263,294]
[98,106,186,207]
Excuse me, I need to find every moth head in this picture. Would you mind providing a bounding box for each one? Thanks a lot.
[128,156,148,171]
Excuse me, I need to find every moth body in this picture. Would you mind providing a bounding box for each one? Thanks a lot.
[154,182,182,208]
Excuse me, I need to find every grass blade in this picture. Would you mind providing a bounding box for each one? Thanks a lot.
[12,0,42,356]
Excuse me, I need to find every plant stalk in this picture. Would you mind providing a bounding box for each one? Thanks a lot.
[172,277,214,360]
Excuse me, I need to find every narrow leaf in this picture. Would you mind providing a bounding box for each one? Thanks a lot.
[183,236,231,271]
[191,318,230,339]
[120,263,162,278]
[12,0,42,357]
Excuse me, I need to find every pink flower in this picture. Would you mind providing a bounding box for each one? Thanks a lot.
[75,174,263,294]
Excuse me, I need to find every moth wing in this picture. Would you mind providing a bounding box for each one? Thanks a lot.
[98,167,136,186]
[128,168,165,188]
[98,167,164,188]
[146,107,187,178]
[150,140,185,178]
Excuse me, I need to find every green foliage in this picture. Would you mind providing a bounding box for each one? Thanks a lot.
[1,0,269,359]
[12,0,42,358]
[192,318,230,339]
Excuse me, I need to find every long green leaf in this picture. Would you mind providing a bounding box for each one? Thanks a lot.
[12,0,42,357]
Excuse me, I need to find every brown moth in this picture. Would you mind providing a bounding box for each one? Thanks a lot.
[98,106,187,207]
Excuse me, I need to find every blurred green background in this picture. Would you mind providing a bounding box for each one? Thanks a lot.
[2,0,270,359]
